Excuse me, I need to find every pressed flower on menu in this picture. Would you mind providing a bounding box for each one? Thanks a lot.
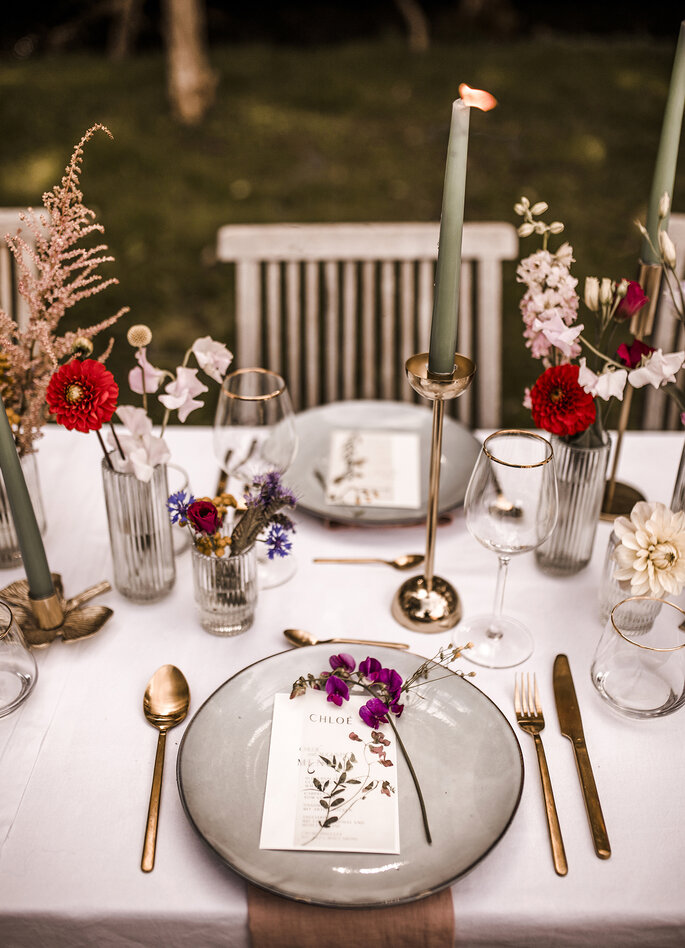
[291,644,474,845]
[613,501,685,598]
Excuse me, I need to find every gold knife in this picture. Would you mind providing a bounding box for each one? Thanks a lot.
[553,653,611,859]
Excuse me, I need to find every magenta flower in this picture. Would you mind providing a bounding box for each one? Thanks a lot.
[329,653,355,673]
[359,656,382,682]
[617,338,655,369]
[379,667,403,698]
[615,281,649,321]
[359,697,389,729]
[325,675,349,707]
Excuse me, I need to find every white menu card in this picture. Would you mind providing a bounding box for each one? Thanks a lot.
[325,429,421,508]
[260,690,400,854]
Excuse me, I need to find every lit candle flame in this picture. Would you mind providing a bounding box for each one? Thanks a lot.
[458,84,497,112]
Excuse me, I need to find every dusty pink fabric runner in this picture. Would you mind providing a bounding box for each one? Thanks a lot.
[248,884,455,948]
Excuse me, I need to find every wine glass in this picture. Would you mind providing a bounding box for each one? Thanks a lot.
[213,368,298,586]
[461,429,557,668]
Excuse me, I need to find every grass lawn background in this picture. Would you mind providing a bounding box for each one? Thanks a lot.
[0,35,684,427]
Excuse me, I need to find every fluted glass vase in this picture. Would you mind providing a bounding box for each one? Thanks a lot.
[101,458,175,603]
[191,544,257,636]
[536,421,610,576]
[0,453,46,569]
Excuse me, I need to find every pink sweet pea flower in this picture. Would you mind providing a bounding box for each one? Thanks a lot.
[159,366,208,422]
[191,336,233,383]
[577,358,627,401]
[531,314,583,358]
[128,348,165,395]
[628,349,685,389]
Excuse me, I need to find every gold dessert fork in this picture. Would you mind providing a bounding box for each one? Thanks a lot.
[514,673,568,876]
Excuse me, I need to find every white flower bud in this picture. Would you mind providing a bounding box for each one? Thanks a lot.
[599,278,613,305]
[659,230,677,268]
[530,201,549,216]
[548,221,564,234]
[615,279,628,300]
[584,277,600,311]
[519,196,530,209]
[517,222,535,237]
[534,221,546,234]
[513,202,526,216]
[658,191,671,220]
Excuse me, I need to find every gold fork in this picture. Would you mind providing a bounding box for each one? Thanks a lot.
[514,673,568,876]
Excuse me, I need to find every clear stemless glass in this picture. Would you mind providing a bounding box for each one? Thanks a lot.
[213,368,298,587]
[461,429,557,668]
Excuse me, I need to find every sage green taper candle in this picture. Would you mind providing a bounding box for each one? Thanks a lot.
[428,99,470,377]
[641,20,685,264]
[0,396,54,600]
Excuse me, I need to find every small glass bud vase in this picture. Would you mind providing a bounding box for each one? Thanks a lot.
[191,544,257,636]
[101,458,176,603]
[598,530,662,633]
[0,453,47,569]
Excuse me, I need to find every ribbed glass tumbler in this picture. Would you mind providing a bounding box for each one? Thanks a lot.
[101,459,176,603]
[191,545,257,636]
[535,427,610,576]
[0,453,47,569]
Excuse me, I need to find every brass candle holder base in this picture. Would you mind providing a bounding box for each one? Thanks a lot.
[600,481,645,522]
[0,574,113,647]
[391,352,475,633]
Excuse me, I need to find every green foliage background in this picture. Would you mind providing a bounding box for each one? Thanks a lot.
[0,35,683,425]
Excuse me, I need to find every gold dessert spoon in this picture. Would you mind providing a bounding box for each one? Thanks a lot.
[313,553,424,570]
[141,664,190,872]
[284,628,409,649]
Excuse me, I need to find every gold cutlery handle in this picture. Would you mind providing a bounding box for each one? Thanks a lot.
[314,558,384,565]
[141,730,167,872]
[572,742,611,859]
[331,637,409,649]
[533,734,568,876]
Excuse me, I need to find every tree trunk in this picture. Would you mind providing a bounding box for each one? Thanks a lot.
[392,0,430,52]
[162,0,217,125]
[108,0,143,61]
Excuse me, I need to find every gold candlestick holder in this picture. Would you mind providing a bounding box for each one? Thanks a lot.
[0,574,113,647]
[391,352,475,632]
[601,261,661,520]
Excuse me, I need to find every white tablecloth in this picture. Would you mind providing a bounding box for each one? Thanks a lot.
[0,425,683,948]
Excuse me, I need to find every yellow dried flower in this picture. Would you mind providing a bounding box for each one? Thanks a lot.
[127,324,152,348]
[70,337,94,359]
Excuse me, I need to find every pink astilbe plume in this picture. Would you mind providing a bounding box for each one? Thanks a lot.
[0,124,128,456]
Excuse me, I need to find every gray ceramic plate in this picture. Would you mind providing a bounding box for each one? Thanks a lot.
[286,400,481,525]
[177,644,523,907]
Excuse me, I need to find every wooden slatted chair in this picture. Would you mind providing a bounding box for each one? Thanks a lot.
[642,213,685,429]
[0,208,37,330]
[215,222,518,428]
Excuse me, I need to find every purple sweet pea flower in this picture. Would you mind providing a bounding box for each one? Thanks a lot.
[378,667,403,699]
[359,697,390,729]
[325,675,349,707]
[329,653,356,673]
[359,656,382,682]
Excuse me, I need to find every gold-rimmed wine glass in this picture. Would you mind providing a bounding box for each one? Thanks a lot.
[213,368,298,587]
[461,429,557,668]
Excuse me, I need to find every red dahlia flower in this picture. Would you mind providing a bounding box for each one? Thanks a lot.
[529,363,596,437]
[46,359,118,433]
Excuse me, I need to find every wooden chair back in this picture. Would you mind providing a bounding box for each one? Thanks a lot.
[215,221,518,427]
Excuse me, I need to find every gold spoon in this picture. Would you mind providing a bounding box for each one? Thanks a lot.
[141,664,190,873]
[284,628,409,650]
[313,553,424,570]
